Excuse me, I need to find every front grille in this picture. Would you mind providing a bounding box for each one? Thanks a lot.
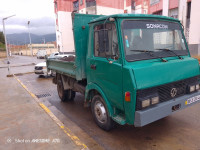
[137,76,199,103]
[158,76,199,102]
[35,66,42,70]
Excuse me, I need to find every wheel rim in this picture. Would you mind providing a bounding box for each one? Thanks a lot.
[94,100,107,124]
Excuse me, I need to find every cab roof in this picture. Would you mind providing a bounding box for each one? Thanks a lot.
[89,14,180,24]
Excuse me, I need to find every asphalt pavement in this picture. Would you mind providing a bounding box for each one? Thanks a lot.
[1,55,200,150]
[0,55,100,150]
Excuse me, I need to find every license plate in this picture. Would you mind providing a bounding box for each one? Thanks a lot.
[185,95,200,105]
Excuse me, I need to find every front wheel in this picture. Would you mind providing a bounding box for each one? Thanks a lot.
[91,95,114,131]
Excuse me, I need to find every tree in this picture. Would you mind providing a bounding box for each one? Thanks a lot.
[0,32,5,44]
[0,32,5,51]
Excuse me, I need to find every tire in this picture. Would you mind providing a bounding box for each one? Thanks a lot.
[91,95,114,131]
[57,74,76,102]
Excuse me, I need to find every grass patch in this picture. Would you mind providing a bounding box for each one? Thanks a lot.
[0,42,5,51]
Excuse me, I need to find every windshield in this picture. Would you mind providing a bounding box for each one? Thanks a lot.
[122,20,188,61]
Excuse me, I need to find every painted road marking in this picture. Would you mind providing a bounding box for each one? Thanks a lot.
[13,75,88,150]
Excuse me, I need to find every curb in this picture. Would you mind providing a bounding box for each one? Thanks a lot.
[0,63,36,69]
[7,72,34,77]
[13,74,88,150]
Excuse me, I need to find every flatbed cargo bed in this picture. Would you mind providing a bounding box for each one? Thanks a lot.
[47,58,76,78]
[47,13,102,80]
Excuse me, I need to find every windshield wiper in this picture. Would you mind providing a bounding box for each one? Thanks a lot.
[130,50,167,62]
[156,48,183,60]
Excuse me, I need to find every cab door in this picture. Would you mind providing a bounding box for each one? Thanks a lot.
[89,23,124,111]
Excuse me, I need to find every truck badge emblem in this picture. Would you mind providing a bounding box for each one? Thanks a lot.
[170,88,177,97]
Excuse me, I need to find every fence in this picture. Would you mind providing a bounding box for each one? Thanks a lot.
[0,51,6,58]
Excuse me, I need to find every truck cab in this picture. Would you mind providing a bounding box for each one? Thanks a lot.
[85,14,200,129]
[47,13,200,131]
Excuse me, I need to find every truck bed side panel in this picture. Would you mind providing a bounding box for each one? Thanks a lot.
[47,59,76,78]
[73,13,102,80]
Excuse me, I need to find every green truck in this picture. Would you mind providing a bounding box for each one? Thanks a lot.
[47,13,200,131]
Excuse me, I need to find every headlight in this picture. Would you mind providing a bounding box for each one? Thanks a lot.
[196,84,199,90]
[189,85,195,92]
[137,88,159,110]
[151,96,159,105]
[42,66,47,69]
[142,99,150,108]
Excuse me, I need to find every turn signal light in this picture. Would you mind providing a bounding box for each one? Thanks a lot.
[125,92,131,102]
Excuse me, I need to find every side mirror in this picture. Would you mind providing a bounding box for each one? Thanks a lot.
[98,29,109,53]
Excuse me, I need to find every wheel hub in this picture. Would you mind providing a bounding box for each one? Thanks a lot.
[94,101,107,124]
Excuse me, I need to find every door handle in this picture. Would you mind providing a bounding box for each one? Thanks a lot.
[90,64,96,70]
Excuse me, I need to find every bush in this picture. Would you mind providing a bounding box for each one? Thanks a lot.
[0,32,5,44]
[0,42,5,51]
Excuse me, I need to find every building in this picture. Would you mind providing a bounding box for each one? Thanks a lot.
[54,0,146,52]
[27,44,55,49]
[148,0,200,55]
[125,0,149,14]
[54,0,125,52]
[54,0,74,52]
[188,0,200,55]
[10,43,57,56]
[54,0,199,54]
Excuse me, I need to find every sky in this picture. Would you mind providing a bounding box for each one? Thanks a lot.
[0,0,55,35]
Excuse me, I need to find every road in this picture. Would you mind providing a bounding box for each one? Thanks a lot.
[7,56,200,150]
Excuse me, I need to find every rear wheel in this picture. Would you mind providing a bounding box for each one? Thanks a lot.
[91,95,114,131]
[57,74,76,102]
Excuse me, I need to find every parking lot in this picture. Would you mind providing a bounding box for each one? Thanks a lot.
[7,55,199,150]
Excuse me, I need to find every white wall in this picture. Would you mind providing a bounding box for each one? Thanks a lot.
[79,8,86,14]
[178,0,187,28]
[57,11,75,52]
[189,0,200,45]
[86,6,96,14]
[135,5,142,14]
[162,0,169,16]
[96,6,124,15]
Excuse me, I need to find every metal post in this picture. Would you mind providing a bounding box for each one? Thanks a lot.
[2,19,11,75]
[2,15,15,76]
[28,21,33,57]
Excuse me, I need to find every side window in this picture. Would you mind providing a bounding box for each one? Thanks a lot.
[94,23,119,58]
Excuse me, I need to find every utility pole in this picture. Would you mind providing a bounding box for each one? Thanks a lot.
[42,38,45,44]
[28,21,33,57]
[2,15,15,76]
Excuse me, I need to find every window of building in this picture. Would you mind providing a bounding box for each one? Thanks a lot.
[153,10,162,16]
[150,0,160,5]
[86,0,96,8]
[169,8,178,19]
[80,0,83,5]
[73,1,79,11]
[54,1,57,9]
[131,0,135,10]
[94,23,119,58]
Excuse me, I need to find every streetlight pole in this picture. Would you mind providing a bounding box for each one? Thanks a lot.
[27,21,33,57]
[2,15,15,76]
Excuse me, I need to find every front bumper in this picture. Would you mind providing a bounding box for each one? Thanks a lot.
[34,69,44,74]
[134,91,200,127]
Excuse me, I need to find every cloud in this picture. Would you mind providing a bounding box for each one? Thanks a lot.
[0,0,55,35]
[0,16,56,35]
[28,17,55,28]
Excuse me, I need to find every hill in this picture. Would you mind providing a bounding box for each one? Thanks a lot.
[6,33,56,45]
